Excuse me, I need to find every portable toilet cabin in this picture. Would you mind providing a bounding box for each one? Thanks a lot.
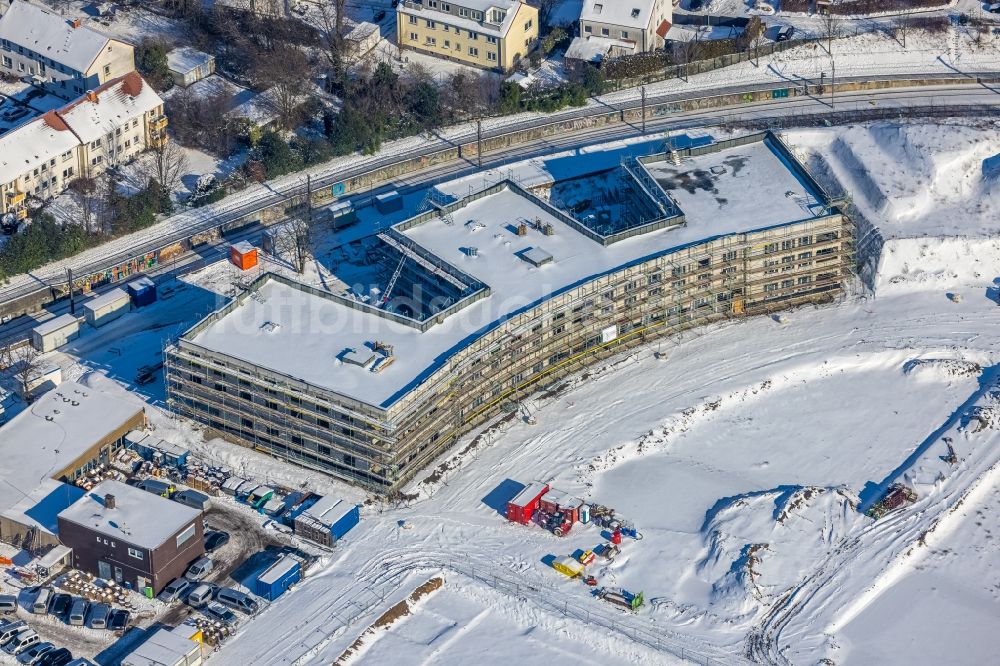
[506,481,550,525]
[374,190,403,214]
[83,288,131,328]
[255,555,301,601]
[126,277,157,308]
[229,241,258,271]
[31,313,80,352]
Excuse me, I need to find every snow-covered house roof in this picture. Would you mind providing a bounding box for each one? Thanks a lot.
[580,0,657,30]
[56,72,163,145]
[58,479,201,550]
[166,46,215,75]
[0,0,119,73]
[0,112,79,186]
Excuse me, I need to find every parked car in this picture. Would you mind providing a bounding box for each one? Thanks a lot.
[86,603,109,629]
[185,556,214,581]
[0,595,17,614]
[776,26,794,42]
[134,479,172,497]
[16,642,53,665]
[988,3,1000,14]
[0,621,27,647]
[173,489,210,510]
[204,530,230,552]
[67,598,88,626]
[185,584,214,609]
[107,609,129,632]
[64,660,95,666]
[37,648,73,666]
[215,587,259,615]
[157,578,195,603]
[203,603,238,626]
[3,629,39,655]
[47,594,71,619]
[31,588,52,614]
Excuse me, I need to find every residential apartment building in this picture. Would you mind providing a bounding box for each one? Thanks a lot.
[396,0,538,72]
[165,133,853,492]
[578,0,672,53]
[0,0,136,100]
[0,72,165,218]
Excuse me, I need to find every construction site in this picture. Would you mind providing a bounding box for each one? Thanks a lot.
[163,130,855,492]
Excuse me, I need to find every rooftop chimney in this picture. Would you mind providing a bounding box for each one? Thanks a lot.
[70,19,81,29]
[85,90,97,103]
[104,494,116,510]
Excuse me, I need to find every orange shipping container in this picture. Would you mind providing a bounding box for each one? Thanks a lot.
[230,241,258,271]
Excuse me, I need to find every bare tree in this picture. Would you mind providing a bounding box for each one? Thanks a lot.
[894,10,913,49]
[316,0,351,79]
[751,32,769,67]
[674,36,702,82]
[145,139,190,194]
[255,44,311,128]
[69,177,99,234]
[821,12,842,54]
[1,343,43,402]
[272,218,311,273]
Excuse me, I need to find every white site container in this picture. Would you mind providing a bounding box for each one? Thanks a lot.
[31,313,80,352]
[83,287,131,328]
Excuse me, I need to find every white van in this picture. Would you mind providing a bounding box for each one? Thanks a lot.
[68,598,89,626]
[31,587,52,614]
[3,629,38,655]
[186,584,214,609]
[87,603,110,629]
[0,595,16,614]
[185,556,213,581]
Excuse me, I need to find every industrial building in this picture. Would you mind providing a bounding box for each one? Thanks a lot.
[57,479,205,595]
[165,131,853,492]
[0,381,146,550]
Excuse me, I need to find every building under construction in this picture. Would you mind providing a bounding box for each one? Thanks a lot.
[164,131,854,491]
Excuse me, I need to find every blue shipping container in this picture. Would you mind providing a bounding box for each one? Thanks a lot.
[126,277,157,308]
[255,556,301,601]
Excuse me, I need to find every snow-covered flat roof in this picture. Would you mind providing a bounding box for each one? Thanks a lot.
[58,479,201,550]
[642,141,823,231]
[0,1,115,73]
[187,137,824,411]
[166,46,215,74]
[31,312,80,337]
[82,286,129,312]
[0,478,85,536]
[0,381,143,516]
[258,555,299,585]
[299,495,354,527]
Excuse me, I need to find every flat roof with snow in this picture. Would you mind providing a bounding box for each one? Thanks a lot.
[183,134,826,411]
[58,479,201,550]
[258,555,299,585]
[82,287,129,312]
[166,46,214,74]
[32,313,80,337]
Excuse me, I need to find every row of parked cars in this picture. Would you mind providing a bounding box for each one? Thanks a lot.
[0,618,93,665]
[158,575,259,628]
[22,588,129,631]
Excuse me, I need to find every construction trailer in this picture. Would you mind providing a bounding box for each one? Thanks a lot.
[374,190,403,214]
[327,200,358,229]
[506,481,550,524]
[539,489,583,524]
[292,495,360,547]
[83,288,131,328]
[229,242,258,271]
[126,277,157,308]
[31,314,80,352]
[121,626,203,666]
[255,555,301,601]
